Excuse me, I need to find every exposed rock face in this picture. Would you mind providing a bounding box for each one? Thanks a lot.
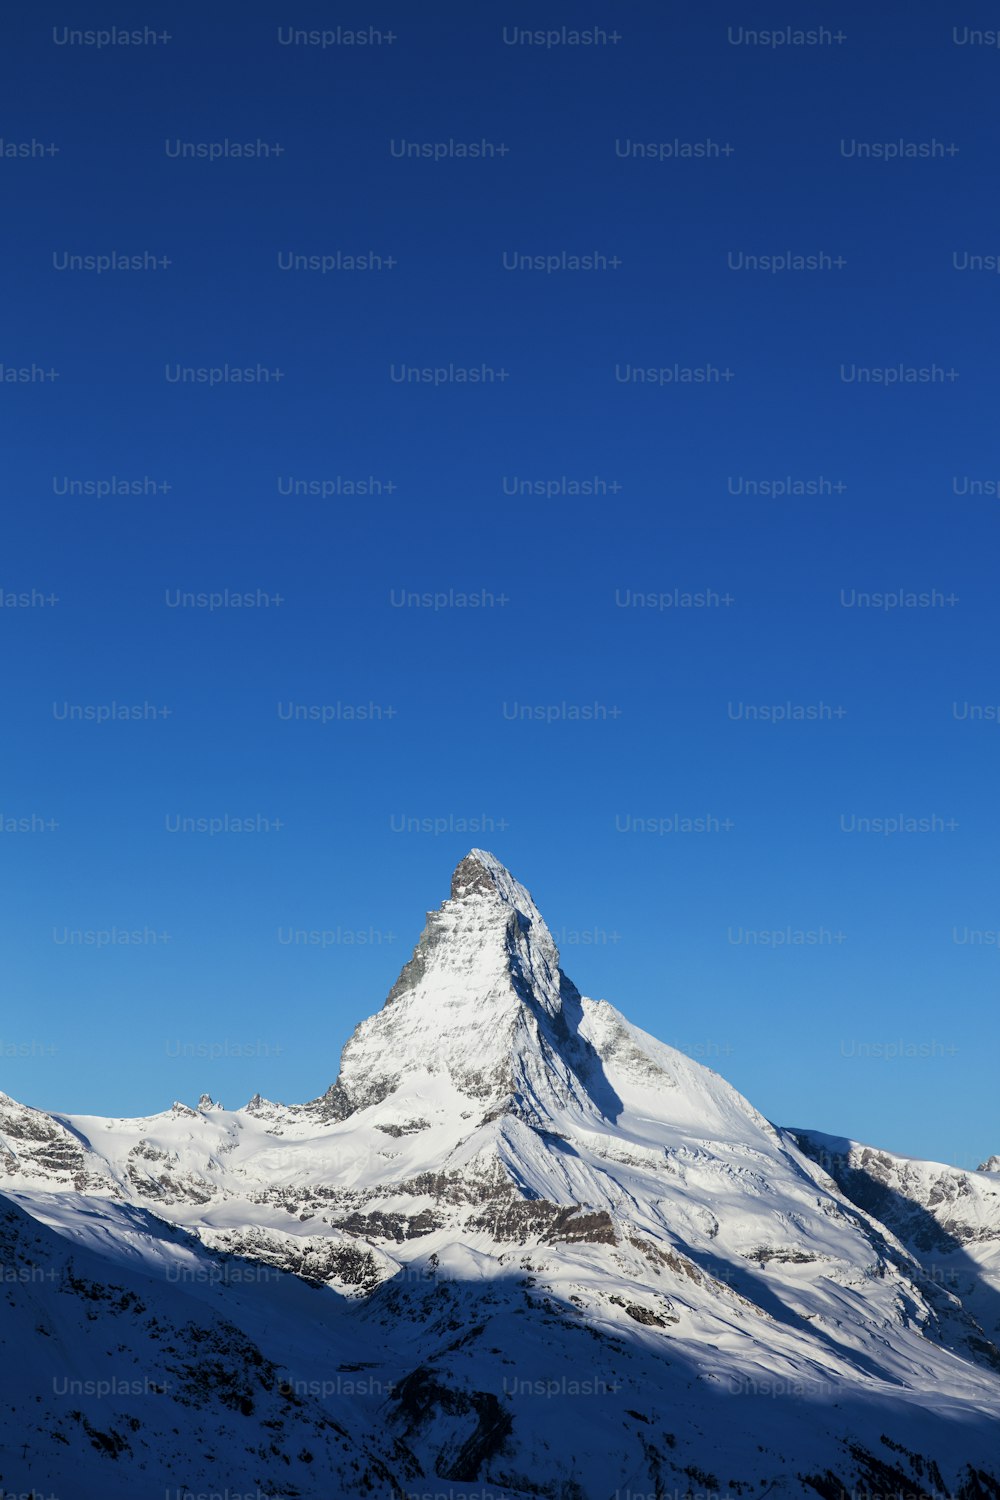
[0,1091,110,1193]
[198,1223,391,1293]
[452,850,510,899]
[1,852,999,1499]
[791,1129,1000,1341]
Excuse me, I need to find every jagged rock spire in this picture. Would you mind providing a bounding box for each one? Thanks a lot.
[308,851,596,1123]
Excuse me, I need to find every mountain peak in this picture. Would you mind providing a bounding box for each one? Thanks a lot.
[446,849,555,960]
[4,861,1000,1499]
[307,849,585,1124]
[450,848,532,908]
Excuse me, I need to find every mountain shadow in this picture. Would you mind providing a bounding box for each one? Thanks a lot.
[790,1131,1000,1369]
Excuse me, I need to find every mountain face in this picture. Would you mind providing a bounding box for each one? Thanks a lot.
[791,1130,1000,1350]
[2,850,999,1499]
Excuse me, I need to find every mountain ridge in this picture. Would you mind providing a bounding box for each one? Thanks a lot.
[2,850,998,1498]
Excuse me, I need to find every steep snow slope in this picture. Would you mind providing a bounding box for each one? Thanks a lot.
[2,850,999,1498]
[792,1129,1000,1343]
[0,1191,404,1497]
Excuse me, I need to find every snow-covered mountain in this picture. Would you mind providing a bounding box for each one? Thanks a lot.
[2,849,999,1498]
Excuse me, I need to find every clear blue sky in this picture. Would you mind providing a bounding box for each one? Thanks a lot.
[2,2,998,1169]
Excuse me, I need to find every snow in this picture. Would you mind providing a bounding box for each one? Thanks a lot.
[1,849,998,1497]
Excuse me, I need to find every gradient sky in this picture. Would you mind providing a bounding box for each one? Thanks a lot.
[2,2,998,1169]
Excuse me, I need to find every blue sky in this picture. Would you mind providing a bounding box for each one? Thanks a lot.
[2,2,998,1168]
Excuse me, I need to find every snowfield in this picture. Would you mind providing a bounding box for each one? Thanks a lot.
[1,850,998,1498]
